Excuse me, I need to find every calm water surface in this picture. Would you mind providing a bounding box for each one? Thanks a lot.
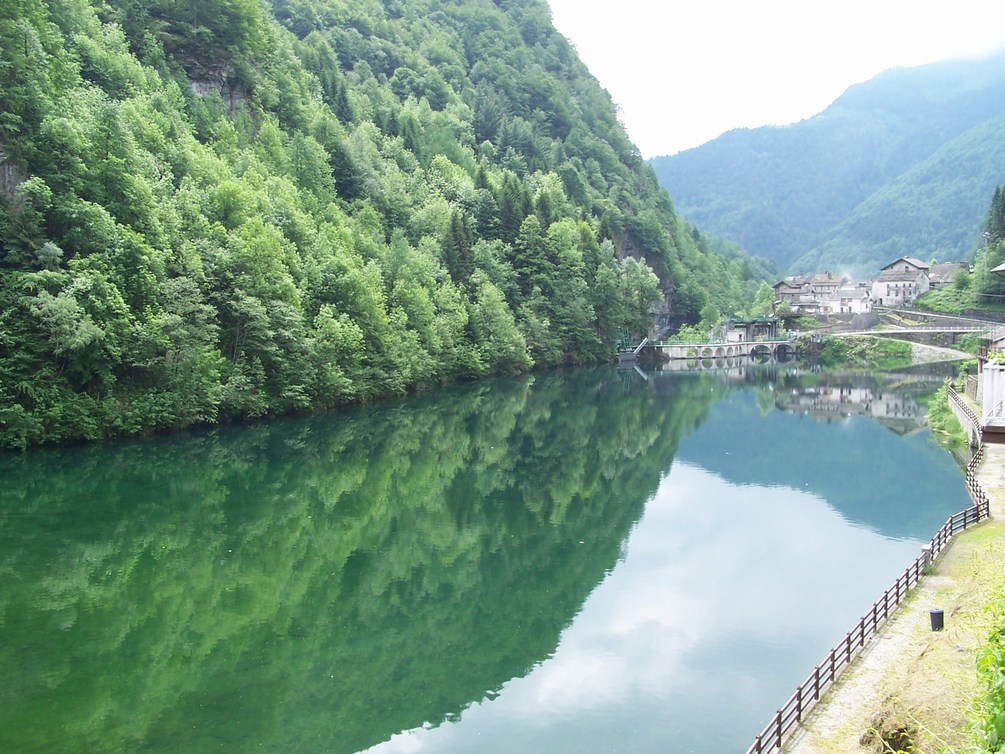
[0,366,971,753]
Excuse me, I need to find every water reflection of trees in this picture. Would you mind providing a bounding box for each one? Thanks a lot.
[0,369,724,753]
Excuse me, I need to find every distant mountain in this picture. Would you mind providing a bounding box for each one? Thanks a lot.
[649,52,1005,277]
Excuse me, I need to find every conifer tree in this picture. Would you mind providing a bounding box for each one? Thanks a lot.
[988,185,1005,245]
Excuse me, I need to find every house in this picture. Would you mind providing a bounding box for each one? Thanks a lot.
[835,281,872,314]
[928,262,966,290]
[773,275,813,311]
[886,257,930,272]
[724,317,779,343]
[773,272,847,313]
[809,272,844,311]
[871,257,930,307]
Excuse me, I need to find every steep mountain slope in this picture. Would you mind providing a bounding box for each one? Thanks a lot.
[793,114,1005,273]
[650,52,1005,276]
[0,0,772,447]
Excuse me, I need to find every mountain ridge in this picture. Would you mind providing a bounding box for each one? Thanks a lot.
[650,50,1005,277]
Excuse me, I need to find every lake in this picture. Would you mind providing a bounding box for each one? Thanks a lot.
[0,365,971,753]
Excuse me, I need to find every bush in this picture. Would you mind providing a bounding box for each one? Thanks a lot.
[925,380,969,452]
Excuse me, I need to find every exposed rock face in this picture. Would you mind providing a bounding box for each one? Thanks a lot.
[189,66,248,116]
[0,141,26,202]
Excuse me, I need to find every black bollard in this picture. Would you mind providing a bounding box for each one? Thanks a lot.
[930,608,944,631]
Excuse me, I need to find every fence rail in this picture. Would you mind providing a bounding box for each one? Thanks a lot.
[744,389,989,753]
[880,307,1005,329]
[950,382,981,433]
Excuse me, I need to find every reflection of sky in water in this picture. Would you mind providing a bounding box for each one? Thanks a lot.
[365,462,923,754]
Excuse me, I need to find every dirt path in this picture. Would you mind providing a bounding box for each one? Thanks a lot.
[784,445,1005,754]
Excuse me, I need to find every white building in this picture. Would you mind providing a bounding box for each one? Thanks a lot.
[835,281,872,314]
[871,257,930,307]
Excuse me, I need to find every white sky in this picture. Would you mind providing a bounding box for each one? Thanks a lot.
[547,0,1005,157]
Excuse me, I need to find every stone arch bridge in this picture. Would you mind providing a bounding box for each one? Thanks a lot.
[641,339,797,362]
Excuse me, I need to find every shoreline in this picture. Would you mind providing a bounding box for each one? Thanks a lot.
[784,409,1004,753]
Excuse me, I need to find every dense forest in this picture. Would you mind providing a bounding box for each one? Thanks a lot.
[650,52,1005,277]
[915,184,1005,310]
[0,0,775,448]
[972,184,1005,298]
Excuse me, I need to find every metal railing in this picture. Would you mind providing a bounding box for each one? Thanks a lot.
[652,335,796,347]
[743,390,990,753]
[949,382,981,434]
[879,307,1002,330]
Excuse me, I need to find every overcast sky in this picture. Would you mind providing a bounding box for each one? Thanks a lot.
[547,0,1005,158]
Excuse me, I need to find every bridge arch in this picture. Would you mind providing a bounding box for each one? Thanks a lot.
[645,338,798,365]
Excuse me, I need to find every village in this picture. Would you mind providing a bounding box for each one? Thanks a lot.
[700,256,972,349]
[772,256,967,315]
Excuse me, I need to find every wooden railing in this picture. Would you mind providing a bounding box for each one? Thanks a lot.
[743,390,990,753]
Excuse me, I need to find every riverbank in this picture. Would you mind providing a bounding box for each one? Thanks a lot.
[784,440,1005,753]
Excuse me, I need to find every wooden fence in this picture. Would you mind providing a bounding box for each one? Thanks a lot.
[744,386,990,753]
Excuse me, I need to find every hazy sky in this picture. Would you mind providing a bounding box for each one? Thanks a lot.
[547,0,1005,158]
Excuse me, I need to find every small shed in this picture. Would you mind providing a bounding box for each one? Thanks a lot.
[725,317,779,343]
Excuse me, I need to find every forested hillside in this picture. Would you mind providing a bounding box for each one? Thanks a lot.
[650,52,1005,277]
[0,0,773,448]
[793,115,1005,274]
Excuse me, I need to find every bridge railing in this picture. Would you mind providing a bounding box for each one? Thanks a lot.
[877,307,1001,328]
[649,334,797,347]
[743,408,989,754]
[873,324,991,333]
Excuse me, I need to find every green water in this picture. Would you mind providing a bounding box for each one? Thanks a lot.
[0,366,971,753]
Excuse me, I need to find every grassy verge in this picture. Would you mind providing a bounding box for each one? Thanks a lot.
[914,287,1005,316]
[926,380,970,455]
[914,287,979,314]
